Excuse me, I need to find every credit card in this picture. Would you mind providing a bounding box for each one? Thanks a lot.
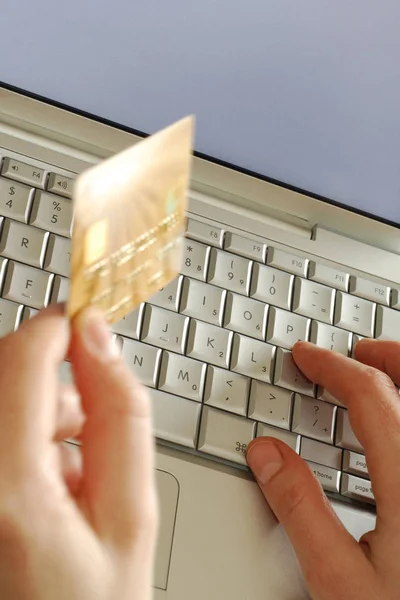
[68,116,194,324]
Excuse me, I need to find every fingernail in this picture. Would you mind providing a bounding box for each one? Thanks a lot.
[247,441,283,484]
[79,309,118,359]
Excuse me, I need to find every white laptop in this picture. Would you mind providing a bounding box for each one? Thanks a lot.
[1,2,399,598]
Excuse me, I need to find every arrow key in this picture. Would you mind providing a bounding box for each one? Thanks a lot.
[204,366,250,416]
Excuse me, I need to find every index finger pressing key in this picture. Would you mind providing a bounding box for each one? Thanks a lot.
[292,341,400,516]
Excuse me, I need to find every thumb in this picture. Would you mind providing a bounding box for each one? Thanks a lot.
[247,438,372,600]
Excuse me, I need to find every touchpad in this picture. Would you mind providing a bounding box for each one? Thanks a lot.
[154,470,179,590]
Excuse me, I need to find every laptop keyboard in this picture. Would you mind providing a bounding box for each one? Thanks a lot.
[2,149,400,510]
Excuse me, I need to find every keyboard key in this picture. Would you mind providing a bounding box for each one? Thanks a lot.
[1,157,46,188]
[334,292,376,337]
[22,306,39,321]
[208,248,252,295]
[309,321,351,356]
[149,276,183,312]
[2,261,53,309]
[341,473,374,505]
[158,351,206,402]
[198,406,256,465]
[266,247,308,277]
[391,289,400,310]
[336,408,363,453]
[0,218,48,268]
[266,306,310,350]
[224,232,266,262]
[248,381,293,430]
[250,263,294,310]
[185,218,224,248]
[231,333,276,383]
[308,262,349,291]
[29,191,72,237]
[0,298,23,337]
[0,179,34,223]
[256,422,301,452]
[43,233,71,276]
[121,338,162,387]
[223,292,268,340]
[180,239,210,281]
[300,438,343,470]
[273,348,315,395]
[292,278,335,324]
[51,275,69,304]
[179,278,226,326]
[47,172,74,198]
[150,389,201,448]
[204,366,250,416]
[0,257,6,287]
[349,276,390,306]
[317,386,345,407]
[292,395,336,443]
[307,461,341,493]
[343,450,369,478]
[351,334,364,358]
[186,319,233,368]
[141,305,189,354]
[375,305,400,342]
[112,304,143,339]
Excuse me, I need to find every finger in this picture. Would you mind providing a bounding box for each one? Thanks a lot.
[355,339,400,387]
[247,439,374,600]
[0,304,69,457]
[58,441,82,496]
[70,309,158,556]
[55,385,85,442]
[293,341,400,514]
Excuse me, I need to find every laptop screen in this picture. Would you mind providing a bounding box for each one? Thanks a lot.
[1,1,399,226]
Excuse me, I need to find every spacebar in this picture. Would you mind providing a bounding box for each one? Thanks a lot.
[150,389,201,449]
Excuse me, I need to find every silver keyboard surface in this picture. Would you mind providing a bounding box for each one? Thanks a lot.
[3,149,399,509]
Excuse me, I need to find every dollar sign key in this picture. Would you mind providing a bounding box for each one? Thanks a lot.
[9,186,15,196]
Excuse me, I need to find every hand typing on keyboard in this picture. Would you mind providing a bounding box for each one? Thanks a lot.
[0,305,157,600]
[247,339,400,600]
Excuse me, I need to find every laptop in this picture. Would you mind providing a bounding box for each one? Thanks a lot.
[1,2,399,598]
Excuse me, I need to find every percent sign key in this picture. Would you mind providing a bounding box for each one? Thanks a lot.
[48,195,73,236]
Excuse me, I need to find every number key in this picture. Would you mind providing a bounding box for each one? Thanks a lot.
[208,248,252,295]
[0,179,34,223]
[29,191,72,237]
[181,240,210,281]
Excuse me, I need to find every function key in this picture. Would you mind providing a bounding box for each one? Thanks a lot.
[349,275,390,306]
[224,232,266,262]
[47,173,74,198]
[1,157,46,189]
[185,218,224,248]
[266,246,308,277]
[308,261,349,291]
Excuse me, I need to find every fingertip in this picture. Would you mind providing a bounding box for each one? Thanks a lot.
[292,340,314,356]
[246,438,284,485]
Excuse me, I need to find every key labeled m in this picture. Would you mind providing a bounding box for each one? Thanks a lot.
[178,370,189,381]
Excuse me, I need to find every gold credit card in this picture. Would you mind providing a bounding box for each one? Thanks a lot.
[68,116,195,324]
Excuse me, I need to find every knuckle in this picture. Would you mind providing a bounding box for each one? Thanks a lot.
[271,471,308,527]
[362,366,393,392]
